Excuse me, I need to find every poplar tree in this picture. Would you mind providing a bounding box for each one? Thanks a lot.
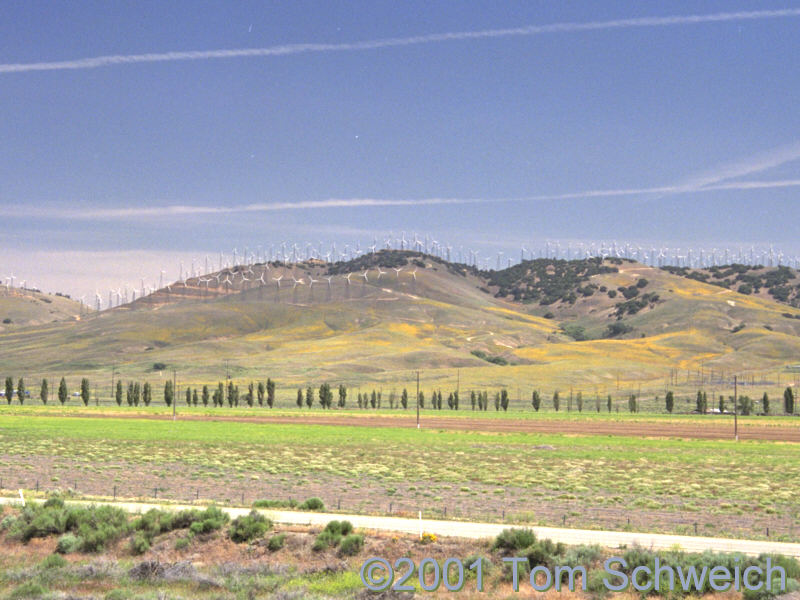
[246,382,255,407]
[401,388,408,409]
[531,390,540,411]
[267,378,276,408]
[80,378,90,406]
[202,385,209,406]
[784,387,794,414]
[500,389,509,411]
[143,382,152,406]
[5,377,13,404]
[58,377,68,405]
[226,381,235,407]
[115,380,123,406]
[164,380,173,407]
[305,386,314,408]
[40,378,48,405]
[665,391,674,413]
[297,388,303,408]
[257,381,265,406]
[17,378,25,404]
[339,384,347,408]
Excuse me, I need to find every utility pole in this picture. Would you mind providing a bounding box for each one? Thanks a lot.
[733,375,738,441]
[416,371,420,429]
[172,369,177,421]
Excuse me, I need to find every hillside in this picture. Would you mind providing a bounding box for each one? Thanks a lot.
[2,251,800,396]
[0,288,86,331]
[662,264,800,307]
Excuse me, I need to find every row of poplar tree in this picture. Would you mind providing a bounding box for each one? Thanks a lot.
[5,375,797,414]
[3,377,90,405]
[113,379,279,407]
[666,388,796,415]
[294,386,510,410]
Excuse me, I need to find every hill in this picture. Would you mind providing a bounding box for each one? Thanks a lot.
[662,263,800,307]
[2,251,800,398]
[0,288,86,331]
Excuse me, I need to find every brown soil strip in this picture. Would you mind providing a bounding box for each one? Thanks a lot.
[36,411,800,441]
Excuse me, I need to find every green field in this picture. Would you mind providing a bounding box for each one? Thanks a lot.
[2,413,798,542]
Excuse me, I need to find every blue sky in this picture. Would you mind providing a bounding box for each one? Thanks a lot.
[2,1,800,297]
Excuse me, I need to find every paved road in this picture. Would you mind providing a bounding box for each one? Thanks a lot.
[3,496,799,557]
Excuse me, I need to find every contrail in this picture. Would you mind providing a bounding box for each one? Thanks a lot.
[2,8,800,74]
[9,178,800,220]
[678,141,800,191]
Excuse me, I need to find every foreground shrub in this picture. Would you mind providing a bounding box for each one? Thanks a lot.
[55,533,81,554]
[524,538,566,569]
[40,553,68,569]
[253,499,298,509]
[267,533,286,551]
[11,501,130,552]
[133,509,174,539]
[299,497,325,511]
[129,532,151,555]
[492,528,536,553]
[229,510,271,543]
[8,582,47,600]
[174,536,191,551]
[339,533,364,556]
[313,520,356,551]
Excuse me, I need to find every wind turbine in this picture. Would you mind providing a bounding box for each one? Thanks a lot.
[308,276,319,287]
[272,274,283,288]
[392,266,403,278]
[376,267,386,280]
[324,276,333,288]
[344,273,353,285]
[410,268,418,281]
[360,270,369,283]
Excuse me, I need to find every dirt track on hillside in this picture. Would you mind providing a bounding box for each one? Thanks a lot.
[65,412,800,441]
